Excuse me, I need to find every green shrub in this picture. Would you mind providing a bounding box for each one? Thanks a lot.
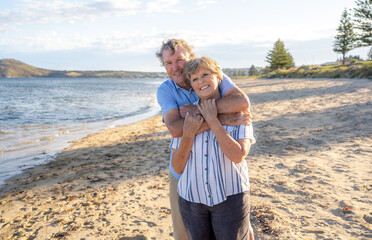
[260,61,372,79]
[333,73,341,78]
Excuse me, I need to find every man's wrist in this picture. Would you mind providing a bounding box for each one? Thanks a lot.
[218,113,230,125]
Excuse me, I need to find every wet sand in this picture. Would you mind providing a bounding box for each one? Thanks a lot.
[0,78,371,239]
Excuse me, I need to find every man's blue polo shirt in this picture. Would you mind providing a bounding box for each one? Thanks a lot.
[157,74,236,179]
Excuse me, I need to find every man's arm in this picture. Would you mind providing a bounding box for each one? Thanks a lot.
[164,108,210,137]
[215,86,252,126]
[216,86,250,114]
[179,86,250,117]
[218,110,252,126]
[163,108,185,138]
[168,85,251,137]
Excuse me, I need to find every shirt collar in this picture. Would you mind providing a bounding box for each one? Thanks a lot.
[170,79,195,94]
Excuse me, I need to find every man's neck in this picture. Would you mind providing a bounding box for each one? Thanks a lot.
[175,81,191,91]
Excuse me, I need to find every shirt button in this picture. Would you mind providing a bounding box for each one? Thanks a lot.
[208,195,211,198]
[205,154,208,157]
[205,168,208,171]
[205,182,208,184]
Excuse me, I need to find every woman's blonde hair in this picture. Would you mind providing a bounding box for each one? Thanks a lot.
[183,56,223,85]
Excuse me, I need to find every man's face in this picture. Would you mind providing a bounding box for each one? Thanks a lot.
[162,47,190,88]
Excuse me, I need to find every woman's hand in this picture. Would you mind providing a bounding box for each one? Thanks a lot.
[198,99,218,125]
[183,112,204,136]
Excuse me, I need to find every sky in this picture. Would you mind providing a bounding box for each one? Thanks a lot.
[0,0,370,72]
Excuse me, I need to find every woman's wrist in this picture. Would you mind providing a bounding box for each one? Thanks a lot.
[206,117,220,129]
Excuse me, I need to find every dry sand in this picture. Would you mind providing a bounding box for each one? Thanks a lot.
[0,78,371,240]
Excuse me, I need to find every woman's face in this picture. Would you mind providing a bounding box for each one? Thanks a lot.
[190,67,220,101]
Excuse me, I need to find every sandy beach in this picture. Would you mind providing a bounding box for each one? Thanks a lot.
[0,78,371,239]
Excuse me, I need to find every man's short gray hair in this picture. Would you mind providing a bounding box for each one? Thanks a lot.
[156,39,195,66]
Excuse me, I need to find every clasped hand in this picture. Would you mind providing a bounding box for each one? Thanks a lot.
[183,112,204,136]
[179,103,199,118]
[198,99,218,124]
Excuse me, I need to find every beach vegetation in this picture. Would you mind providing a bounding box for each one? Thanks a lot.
[261,60,372,79]
[222,68,254,78]
[248,65,259,76]
[265,39,294,70]
[333,9,358,65]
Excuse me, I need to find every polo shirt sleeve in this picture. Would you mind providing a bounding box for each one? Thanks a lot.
[157,82,178,118]
[219,73,236,97]
[169,137,183,179]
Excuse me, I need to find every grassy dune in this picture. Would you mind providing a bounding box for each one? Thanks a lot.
[262,61,372,79]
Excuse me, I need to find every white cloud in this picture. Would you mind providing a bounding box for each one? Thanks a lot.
[0,0,179,32]
[0,25,338,54]
[192,0,216,11]
[146,0,179,13]
[0,30,170,53]
[196,1,216,6]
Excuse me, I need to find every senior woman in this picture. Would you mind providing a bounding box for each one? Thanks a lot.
[170,56,256,240]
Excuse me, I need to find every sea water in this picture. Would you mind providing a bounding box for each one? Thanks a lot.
[0,77,164,186]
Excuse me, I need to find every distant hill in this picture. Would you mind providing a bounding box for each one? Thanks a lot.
[0,58,168,78]
[0,59,52,78]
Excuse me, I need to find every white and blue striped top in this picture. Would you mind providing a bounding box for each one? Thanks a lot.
[170,124,255,207]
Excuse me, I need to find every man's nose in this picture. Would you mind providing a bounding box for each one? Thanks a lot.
[171,62,179,71]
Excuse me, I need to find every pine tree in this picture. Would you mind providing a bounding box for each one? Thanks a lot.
[265,39,294,70]
[248,65,259,76]
[353,0,372,47]
[368,47,372,60]
[333,9,357,65]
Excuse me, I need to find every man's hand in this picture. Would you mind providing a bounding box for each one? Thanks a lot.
[240,108,253,125]
[183,112,204,136]
[179,103,200,118]
[219,108,253,126]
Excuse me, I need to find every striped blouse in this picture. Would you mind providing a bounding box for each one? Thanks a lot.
[170,124,255,207]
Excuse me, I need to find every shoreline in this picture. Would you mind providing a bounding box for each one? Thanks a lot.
[0,106,161,187]
[1,78,371,239]
[0,113,167,193]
